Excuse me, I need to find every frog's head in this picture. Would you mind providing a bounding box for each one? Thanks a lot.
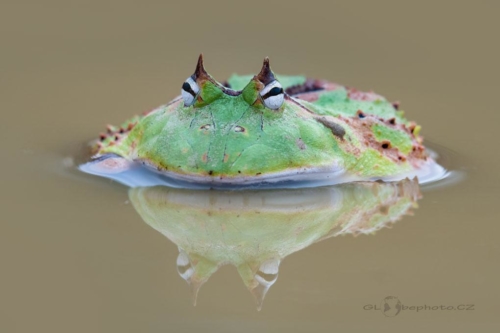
[181,54,284,112]
[146,54,320,181]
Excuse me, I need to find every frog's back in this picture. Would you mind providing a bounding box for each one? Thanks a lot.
[225,73,428,177]
[229,73,403,121]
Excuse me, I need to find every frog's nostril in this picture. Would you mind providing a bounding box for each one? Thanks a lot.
[234,126,245,133]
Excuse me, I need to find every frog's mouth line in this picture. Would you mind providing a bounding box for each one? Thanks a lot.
[79,156,448,189]
[141,160,350,186]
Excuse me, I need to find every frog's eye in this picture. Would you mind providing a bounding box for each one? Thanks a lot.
[181,77,199,107]
[260,80,284,110]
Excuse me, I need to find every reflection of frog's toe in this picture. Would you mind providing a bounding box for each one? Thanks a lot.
[128,179,421,309]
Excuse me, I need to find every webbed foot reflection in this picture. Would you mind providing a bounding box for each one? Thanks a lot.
[128,179,421,310]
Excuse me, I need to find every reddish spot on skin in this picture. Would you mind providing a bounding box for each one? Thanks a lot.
[99,133,107,141]
[89,157,132,174]
[348,88,384,102]
[338,114,427,163]
[143,107,156,116]
[408,123,416,134]
[106,125,115,134]
[223,154,229,163]
[294,93,321,103]
[202,153,208,163]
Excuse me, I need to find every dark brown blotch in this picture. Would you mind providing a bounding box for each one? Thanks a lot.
[379,205,389,215]
[381,141,391,149]
[356,110,366,118]
[285,79,325,96]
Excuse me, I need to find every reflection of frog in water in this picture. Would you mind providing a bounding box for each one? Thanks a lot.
[81,55,445,188]
[129,179,421,310]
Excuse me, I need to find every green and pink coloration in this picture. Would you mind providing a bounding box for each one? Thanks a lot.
[81,55,444,188]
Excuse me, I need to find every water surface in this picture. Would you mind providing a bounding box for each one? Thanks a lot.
[1,1,499,332]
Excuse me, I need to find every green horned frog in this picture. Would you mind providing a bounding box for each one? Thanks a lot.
[81,55,444,188]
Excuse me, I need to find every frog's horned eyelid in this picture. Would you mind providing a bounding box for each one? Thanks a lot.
[193,53,208,79]
[191,54,236,96]
[256,56,276,85]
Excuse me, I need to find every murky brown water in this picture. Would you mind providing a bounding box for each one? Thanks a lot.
[1,1,499,332]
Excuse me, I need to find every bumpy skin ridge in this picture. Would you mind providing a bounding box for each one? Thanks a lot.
[92,72,427,180]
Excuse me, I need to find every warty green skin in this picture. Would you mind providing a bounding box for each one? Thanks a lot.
[93,62,428,183]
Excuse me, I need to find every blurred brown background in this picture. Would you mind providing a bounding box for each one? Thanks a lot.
[1,1,499,332]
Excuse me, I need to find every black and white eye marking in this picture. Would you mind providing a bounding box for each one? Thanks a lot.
[260,80,284,110]
[181,77,200,106]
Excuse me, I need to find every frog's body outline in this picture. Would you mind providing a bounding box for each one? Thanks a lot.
[82,55,444,188]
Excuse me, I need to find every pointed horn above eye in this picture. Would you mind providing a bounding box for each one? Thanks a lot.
[256,57,276,85]
[193,53,209,80]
